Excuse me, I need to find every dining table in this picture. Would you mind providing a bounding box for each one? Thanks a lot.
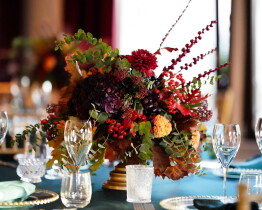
[0,158,241,210]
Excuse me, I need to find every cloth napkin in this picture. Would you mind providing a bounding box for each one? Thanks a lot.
[0,180,35,202]
[230,154,262,169]
[193,199,259,210]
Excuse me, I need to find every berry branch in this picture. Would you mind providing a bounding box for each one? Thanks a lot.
[157,0,193,51]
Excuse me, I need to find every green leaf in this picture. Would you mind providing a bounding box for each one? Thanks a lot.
[96,112,109,124]
[147,81,155,89]
[215,75,222,81]
[209,76,214,85]
[134,100,143,113]
[164,113,172,121]
[87,32,93,39]
[192,77,198,84]
[98,143,105,149]
[89,109,99,120]
[197,79,202,88]
[89,148,105,172]
[165,147,173,155]
[138,143,152,160]
[171,152,182,157]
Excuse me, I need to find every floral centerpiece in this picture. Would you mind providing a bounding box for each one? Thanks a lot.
[14,2,229,181]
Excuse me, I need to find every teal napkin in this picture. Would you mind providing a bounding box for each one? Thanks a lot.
[193,199,259,210]
[0,181,35,202]
[231,154,262,169]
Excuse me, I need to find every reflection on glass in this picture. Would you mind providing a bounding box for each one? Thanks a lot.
[64,119,92,172]
[0,111,8,146]
[255,118,262,153]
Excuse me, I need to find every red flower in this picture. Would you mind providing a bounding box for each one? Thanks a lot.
[125,49,158,77]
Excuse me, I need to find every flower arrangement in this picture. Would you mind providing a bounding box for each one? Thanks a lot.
[14,2,229,180]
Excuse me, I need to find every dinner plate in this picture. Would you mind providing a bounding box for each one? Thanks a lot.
[0,189,59,208]
[160,196,237,210]
[212,168,262,179]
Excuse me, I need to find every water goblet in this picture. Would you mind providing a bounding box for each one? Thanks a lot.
[255,118,262,153]
[0,111,8,146]
[64,119,93,171]
[212,123,241,197]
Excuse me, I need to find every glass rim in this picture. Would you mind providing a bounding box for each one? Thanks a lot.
[214,123,240,126]
[18,158,47,164]
[18,158,46,161]
[66,119,92,122]
[126,165,153,169]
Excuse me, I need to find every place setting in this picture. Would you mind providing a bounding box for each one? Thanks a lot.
[160,121,262,210]
[0,111,60,207]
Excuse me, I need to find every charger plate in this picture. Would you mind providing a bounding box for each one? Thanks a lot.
[160,196,237,210]
[0,189,59,207]
[212,168,262,179]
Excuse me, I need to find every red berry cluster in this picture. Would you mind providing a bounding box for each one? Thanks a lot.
[106,119,127,139]
[159,72,187,102]
[40,114,58,141]
[165,96,179,114]
[159,69,174,79]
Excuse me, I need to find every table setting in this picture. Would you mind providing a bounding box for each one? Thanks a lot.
[0,1,262,209]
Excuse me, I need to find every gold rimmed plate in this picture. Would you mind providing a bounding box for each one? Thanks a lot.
[212,168,262,179]
[160,196,237,210]
[0,189,59,207]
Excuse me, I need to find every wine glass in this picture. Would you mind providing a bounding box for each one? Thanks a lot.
[0,111,8,146]
[212,123,241,197]
[64,119,93,172]
[255,118,262,153]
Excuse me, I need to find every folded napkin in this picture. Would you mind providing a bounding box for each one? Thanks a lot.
[193,199,259,210]
[230,154,262,169]
[0,180,35,202]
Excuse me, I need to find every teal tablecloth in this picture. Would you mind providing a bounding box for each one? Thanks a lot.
[0,163,239,210]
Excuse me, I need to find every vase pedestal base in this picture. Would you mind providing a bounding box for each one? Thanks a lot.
[102,166,126,190]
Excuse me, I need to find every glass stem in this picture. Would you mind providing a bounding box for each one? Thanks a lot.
[223,167,228,197]
[72,171,79,199]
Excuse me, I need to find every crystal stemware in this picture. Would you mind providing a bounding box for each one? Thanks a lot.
[0,111,8,146]
[255,118,262,153]
[16,158,46,183]
[64,119,92,171]
[212,123,241,197]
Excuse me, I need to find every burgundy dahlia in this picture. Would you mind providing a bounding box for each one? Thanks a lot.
[125,49,158,77]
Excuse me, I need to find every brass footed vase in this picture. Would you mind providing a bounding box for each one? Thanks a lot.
[103,165,127,190]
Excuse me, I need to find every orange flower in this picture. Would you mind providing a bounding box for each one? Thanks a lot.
[191,131,200,150]
[153,115,172,138]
